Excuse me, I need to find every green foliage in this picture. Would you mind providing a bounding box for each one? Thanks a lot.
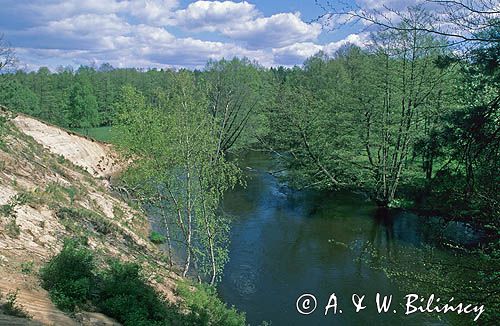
[177,281,246,326]
[114,74,242,283]
[4,219,20,238]
[387,198,415,209]
[20,261,35,275]
[0,203,14,217]
[0,192,34,217]
[67,77,99,130]
[203,57,269,151]
[55,207,115,235]
[14,192,35,206]
[40,241,246,325]
[0,114,7,151]
[39,240,95,312]
[97,261,180,325]
[149,231,166,244]
[72,126,113,143]
[266,28,454,205]
[1,289,32,319]
[0,79,39,115]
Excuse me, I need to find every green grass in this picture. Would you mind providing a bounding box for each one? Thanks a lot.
[72,126,114,143]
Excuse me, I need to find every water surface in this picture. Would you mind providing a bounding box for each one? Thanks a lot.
[219,151,481,325]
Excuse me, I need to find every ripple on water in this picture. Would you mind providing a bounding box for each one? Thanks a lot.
[231,265,257,296]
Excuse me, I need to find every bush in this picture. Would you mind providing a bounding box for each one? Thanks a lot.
[20,261,34,275]
[177,281,246,326]
[40,240,247,325]
[97,261,188,325]
[39,240,95,312]
[0,115,9,151]
[149,231,166,244]
[56,207,115,235]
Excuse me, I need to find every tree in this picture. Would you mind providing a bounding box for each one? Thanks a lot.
[203,58,268,155]
[431,24,500,221]
[0,79,39,115]
[114,74,241,285]
[361,12,454,205]
[34,67,65,125]
[265,9,456,205]
[0,34,15,73]
[264,53,362,190]
[315,0,500,45]
[67,77,99,132]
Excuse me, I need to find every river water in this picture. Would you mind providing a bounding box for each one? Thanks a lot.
[218,151,483,325]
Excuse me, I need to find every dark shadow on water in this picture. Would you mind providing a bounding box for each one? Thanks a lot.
[370,207,395,256]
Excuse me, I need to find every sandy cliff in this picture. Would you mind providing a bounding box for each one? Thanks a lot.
[0,109,177,325]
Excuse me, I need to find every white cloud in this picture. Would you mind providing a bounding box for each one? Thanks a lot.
[271,33,370,66]
[175,1,258,31]
[29,0,129,21]
[221,12,322,48]
[127,0,180,25]
[174,2,321,49]
[42,14,130,36]
[323,33,369,54]
[4,0,372,69]
[21,0,180,26]
[272,42,323,65]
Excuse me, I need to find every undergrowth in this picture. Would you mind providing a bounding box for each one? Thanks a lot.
[40,239,246,325]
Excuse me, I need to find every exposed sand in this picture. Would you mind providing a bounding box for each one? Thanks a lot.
[12,115,120,179]
[0,112,178,325]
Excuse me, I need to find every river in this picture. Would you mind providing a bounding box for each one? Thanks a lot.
[218,151,484,325]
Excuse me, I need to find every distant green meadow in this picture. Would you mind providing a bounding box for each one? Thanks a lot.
[72,126,114,143]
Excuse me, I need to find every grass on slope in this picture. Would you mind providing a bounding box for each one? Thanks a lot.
[72,126,114,143]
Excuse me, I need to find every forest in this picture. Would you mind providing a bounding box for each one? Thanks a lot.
[0,2,498,324]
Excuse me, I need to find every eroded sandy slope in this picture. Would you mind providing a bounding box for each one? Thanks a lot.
[12,114,120,179]
[0,110,178,325]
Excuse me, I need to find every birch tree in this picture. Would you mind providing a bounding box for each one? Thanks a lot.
[114,72,241,284]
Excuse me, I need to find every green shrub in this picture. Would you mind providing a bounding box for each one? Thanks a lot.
[149,231,166,244]
[39,240,95,312]
[14,192,35,206]
[20,261,34,275]
[56,207,115,235]
[97,261,187,325]
[5,219,20,238]
[40,240,247,325]
[177,281,246,326]
[0,116,7,151]
[0,203,14,217]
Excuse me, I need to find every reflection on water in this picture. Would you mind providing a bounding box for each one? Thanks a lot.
[218,151,482,325]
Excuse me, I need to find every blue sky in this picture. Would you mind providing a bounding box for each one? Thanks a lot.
[0,0,386,70]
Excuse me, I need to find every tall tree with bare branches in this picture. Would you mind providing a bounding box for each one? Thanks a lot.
[0,34,15,73]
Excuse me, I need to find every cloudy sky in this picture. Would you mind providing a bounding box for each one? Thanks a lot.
[0,0,379,70]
